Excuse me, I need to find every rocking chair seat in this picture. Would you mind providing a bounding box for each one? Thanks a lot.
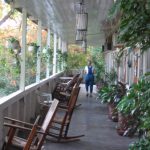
[5,136,27,148]
[53,116,70,125]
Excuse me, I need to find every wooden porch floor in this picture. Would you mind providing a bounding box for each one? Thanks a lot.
[44,84,136,150]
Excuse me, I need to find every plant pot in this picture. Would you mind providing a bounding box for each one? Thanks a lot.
[116,112,133,136]
[108,102,118,122]
[96,83,101,91]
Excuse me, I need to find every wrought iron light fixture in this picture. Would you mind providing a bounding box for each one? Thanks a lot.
[75,0,88,42]
[76,13,88,31]
[82,39,87,53]
[75,30,86,41]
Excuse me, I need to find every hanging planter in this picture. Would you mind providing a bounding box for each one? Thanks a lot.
[28,43,39,53]
[28,45,35,52]
[6,37,20,50]
[42,47,47,54]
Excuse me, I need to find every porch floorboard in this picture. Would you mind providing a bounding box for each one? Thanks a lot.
[44,84,136,150]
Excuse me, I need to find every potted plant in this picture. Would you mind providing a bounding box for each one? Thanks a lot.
[99,81,126,122]
[99,84,118,121]
[129,136,150,150]
[116,74,150,136]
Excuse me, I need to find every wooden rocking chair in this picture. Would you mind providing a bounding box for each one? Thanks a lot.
[2,115,40,150]
[36,74,80,106]
[52,73,80,102]
[49,84,84,142]
[59,77,82,107]
[40,80,84,142]
[2,99,59,150]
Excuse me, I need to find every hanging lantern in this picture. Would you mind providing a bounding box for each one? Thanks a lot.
[75,30,86,41]
[76,13,88,31]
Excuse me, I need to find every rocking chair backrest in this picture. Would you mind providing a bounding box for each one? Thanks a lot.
[67,77,82,108]
[23,116,40,150]
[35,99,59,149]
[65,73,80,91]
[68,87,80,112]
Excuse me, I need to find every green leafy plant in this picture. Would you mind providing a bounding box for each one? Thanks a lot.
[28,42,38,47]
[64,51,87,75]
[105,68,118,85]
[109,0,150,52]
[117,74,150,137]
[6,37,20,53]
[117,76,150,116]
[99,81,126,104]
[8,37,18,43]
[99,84,117,103]
[91,47,105,84]
[129,136,150,150]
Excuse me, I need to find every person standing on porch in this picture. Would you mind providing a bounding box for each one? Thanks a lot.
[84,60,95,97]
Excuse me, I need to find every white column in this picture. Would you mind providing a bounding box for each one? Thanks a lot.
[46,28,51,78]
[36,20,42,82]
[62,41,67,52]
[61,41,64,53]
[53,33,57,74]
[20,8,27,90]
[58,37,61,50]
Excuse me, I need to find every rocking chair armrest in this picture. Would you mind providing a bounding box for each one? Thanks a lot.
[4,117,34,127]
[4,122,32,131]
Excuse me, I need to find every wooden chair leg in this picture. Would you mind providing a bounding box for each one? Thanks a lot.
[2,142,6,150]
[5,127,16,150]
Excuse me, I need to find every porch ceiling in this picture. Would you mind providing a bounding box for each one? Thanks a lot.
[12,0,113,46]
